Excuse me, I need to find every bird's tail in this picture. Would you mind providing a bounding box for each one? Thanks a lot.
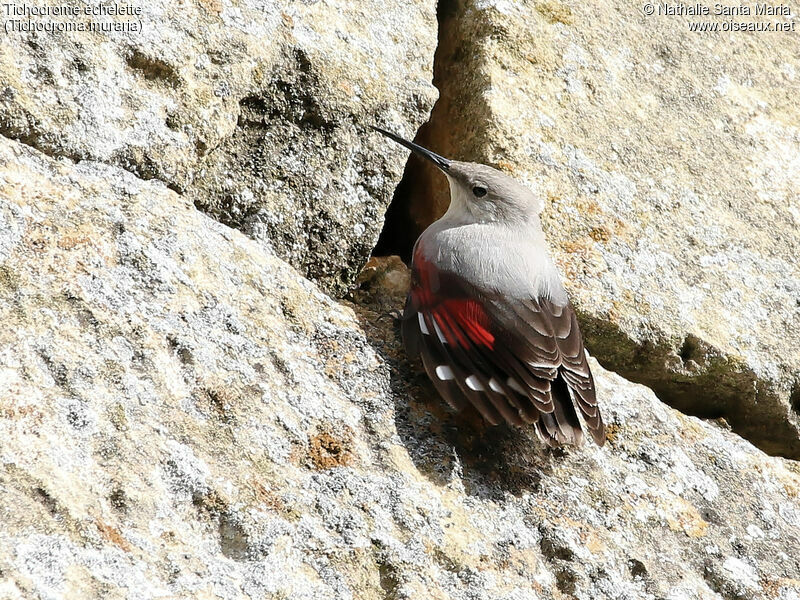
[534,374,584,447]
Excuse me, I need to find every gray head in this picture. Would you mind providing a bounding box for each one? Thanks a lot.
[373,127,544,225]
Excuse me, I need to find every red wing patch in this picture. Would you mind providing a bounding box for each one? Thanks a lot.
[430,299,495,349]
[410,250,494,349]
[401,247,605,447]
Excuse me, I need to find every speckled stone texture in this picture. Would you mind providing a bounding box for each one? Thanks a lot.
[2,136,800,600]
[382,0,800,458]
[0,0,438,295]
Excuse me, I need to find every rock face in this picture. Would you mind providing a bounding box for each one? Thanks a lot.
[2,0,800,597]
[2,135,800,600]
[377,0,800,457]
[0,0,438,295]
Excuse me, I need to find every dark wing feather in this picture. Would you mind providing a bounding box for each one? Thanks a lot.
[401,253,605,447]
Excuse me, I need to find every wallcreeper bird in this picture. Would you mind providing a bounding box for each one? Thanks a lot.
[374,127,605,447]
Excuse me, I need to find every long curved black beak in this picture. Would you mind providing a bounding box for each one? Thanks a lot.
[371,126,450,173]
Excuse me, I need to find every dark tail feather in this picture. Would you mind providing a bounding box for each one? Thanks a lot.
[535,375,584,446]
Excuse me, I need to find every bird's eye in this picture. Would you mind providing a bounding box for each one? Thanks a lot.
[472,186,487,198]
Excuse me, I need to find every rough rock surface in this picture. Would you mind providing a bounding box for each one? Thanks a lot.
[3,136,800,600]
[377,0,800,457]
[0,0,438,295]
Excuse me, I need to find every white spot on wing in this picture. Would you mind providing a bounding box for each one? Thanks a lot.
[432,319,447,344]
[489,378,504,394]
[435,365,454,380]
[507,378,526,394]
[465,375,485,391]
[418,313,430,335]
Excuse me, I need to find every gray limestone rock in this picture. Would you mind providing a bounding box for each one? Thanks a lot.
[1,136,799,600]
[0,0,438,295]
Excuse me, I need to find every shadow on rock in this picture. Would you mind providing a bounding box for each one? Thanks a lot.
[393,382,562,500]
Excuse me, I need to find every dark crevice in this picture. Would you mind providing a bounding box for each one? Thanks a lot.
[538,526,580,594]
[580,313,800,459]
[373,0,466,262]
[109,487,128,513]
[372,144,437,262]
[217,515,251,561]
[33,487,61,517]
[539,534,575,562]
[791,383,800,416]
[191,489,255,561]
[165,181,184,195]
[628,558,648,579]
[679,334,699,362]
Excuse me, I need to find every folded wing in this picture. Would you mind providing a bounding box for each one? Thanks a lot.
[402,254,605,447]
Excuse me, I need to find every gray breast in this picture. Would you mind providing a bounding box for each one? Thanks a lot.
[420,221,568,305]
